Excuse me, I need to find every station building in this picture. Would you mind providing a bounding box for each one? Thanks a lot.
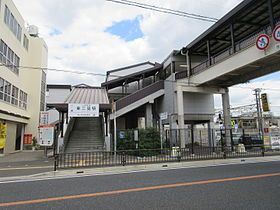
[0,0,48,154]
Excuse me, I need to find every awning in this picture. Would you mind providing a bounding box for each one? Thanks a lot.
[64,85,110,111]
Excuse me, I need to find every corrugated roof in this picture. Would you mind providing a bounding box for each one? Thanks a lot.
[64,87,109,105]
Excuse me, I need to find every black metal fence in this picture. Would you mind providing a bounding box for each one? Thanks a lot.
[54,145,280,170]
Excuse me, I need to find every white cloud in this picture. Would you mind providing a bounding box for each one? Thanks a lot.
[13,0,280,112]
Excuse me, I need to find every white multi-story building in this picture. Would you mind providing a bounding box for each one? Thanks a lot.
[0,0,48,154]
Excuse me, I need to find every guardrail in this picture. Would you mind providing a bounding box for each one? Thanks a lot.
[54,145,280,170]
[116,80,164,111]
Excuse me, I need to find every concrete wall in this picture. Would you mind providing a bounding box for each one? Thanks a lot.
[156,74,175,115]
[183,92,214,114]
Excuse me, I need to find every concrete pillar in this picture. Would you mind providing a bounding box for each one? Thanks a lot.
[177,86,185,148]
[145,103,153,128]
[222,88,231,147]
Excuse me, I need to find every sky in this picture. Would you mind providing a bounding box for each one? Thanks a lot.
[12,0,280,114]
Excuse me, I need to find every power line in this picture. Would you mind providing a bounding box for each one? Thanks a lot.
[1,63,280,91]
[105,0,218,23]
[118,0,218,21]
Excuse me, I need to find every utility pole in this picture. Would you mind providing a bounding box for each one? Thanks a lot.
[254,89,264,142]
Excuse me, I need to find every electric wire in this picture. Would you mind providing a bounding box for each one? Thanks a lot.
[1,63,280,91]
[105,0,218,23]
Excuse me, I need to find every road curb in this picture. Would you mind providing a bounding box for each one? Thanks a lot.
[1,155,280,183]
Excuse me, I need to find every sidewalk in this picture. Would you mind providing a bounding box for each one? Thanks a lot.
[1,155,280,183]
[0,150,48,163]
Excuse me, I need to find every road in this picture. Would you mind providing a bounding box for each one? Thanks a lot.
[0,161,279,209]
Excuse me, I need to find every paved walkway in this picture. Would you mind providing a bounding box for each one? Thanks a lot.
[0,150,48,163]
[0,150,54,178]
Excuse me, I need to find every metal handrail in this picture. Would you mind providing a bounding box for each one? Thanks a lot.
[116,80,164,110]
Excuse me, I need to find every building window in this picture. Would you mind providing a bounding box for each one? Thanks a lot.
[0,77,27,109]
[0,78,4,100]
[0,39,20,74]
[11,86,19,106]
[23,35,29,51]
[3,80,11,103]
[4,5,22,41]
[19,90,27,110]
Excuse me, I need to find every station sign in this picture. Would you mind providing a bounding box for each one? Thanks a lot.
[273,24,280,42]
[256,34,270,50]
[68,104,99,117]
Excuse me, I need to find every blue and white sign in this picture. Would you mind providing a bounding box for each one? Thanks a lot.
[273,25,280,42]
[256,34,270,50]
[68,104,99,117]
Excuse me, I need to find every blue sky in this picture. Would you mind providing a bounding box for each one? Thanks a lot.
[49,28,62,36]
[105,15,144,42]
[253,71,280,82]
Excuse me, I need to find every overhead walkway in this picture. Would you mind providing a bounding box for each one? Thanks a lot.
[175,0,280,87]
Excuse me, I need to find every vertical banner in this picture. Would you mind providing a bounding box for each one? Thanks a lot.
[0,123,7,149]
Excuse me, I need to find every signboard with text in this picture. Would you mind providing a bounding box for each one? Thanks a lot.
[39,126,54,146]
[39,112,49,126]
[68,104,99,117]
[261,93,270,112]
[270,136,280,150]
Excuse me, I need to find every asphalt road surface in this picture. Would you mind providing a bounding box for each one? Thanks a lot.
[0,161,280,210]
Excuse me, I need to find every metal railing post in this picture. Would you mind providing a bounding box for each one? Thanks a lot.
[54,155,58,171]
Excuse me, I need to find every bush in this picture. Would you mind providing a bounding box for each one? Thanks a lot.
[117,128,161,155]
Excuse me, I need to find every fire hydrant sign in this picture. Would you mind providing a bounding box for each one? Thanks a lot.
[68,104,99,117]
[39,126,54,146]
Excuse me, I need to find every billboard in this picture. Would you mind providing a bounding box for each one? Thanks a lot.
[68,104,99,117]
[261,93,270,112]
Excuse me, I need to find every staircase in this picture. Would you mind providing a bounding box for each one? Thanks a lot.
[65,117,104,153]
